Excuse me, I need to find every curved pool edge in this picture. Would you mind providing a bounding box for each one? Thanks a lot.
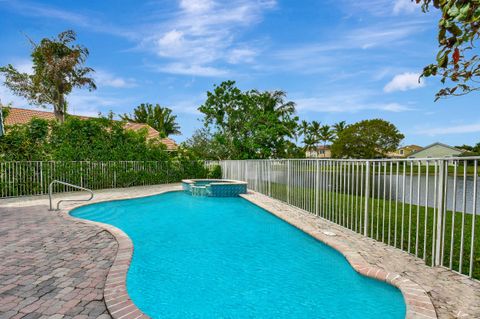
[61,189,185,319]
[61,186,437,319]
[240,192,438,319]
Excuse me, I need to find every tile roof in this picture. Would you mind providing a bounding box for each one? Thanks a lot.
[4,107,178,151]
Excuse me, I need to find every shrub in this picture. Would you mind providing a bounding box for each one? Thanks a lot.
[207,164,222,179]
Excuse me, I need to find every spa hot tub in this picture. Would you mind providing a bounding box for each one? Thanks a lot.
[182,179,247,197]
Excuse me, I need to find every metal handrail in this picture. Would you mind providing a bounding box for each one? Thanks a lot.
[48,180,94,211]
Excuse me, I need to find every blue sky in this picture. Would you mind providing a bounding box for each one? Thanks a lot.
[0,0,479,146]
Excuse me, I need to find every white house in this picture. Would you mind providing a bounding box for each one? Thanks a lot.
[408,142,463,158]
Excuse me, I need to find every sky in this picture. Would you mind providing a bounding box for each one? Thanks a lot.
[0,0,479,147]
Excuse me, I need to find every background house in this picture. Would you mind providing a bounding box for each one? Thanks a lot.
[388,145,423,158]
[305,145,331,158]
[4,107,178,151]
[408,142,463,158]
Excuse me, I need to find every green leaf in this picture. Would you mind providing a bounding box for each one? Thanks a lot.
[448,24,462,37]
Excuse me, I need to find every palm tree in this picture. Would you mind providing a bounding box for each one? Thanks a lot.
[122,103,181,137]
[333,121,347,138]
[303,134,317,155]
[298,120,310,140]
[309,120,322,147]
[261,90,296,116]
[256,90,298,139]
[318,124,334,157]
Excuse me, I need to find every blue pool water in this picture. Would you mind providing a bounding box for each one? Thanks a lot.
[72,191,406,318]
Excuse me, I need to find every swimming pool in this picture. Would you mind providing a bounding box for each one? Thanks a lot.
[71,191,406,318]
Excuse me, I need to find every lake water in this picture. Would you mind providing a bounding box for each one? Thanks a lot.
[255,171,480,214]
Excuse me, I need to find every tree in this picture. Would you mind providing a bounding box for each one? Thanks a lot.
[300,120,323,152]
[417,0,480,100]
[318,124,334,149]
[0,116,170,161]
[0,118,50,160]
[181,128,230,160]
[309,120,322,146]
[0,30,96,122]
[121,103,181,137]
[0,100,11,137]
[331,119,404,159]
[332,121,347,138]
[198,81,299,159]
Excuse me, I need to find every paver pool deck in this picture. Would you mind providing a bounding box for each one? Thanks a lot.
[0,184,479,319]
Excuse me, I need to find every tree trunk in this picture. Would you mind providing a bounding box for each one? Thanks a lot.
[54,94,66,123]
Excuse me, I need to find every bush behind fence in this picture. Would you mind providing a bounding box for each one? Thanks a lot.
[0,161,218,198]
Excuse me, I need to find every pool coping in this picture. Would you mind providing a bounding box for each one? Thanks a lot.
[61,187,437,319]
[181,178,248,186]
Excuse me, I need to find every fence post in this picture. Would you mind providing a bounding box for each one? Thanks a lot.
[255,161,258,191]
[435,160,445,266]
[268,161,272,197]
[315,160,320,216]
[287,160,291,204]
[39,162,44,195]
[364,161,370,236]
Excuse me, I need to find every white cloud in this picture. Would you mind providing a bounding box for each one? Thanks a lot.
[4,1,133,38]
[294,93,412,114]
[416,122,480,136]
[393,0,418,14]
[227,48,257,64]
[143,0,276,76]
[339,0,421,17]
[94,70,137,88]
[384,72,425,93]
[0,69,131,116]
[158,63,228,77]
[68,90,136,117]
[0,83,28,107]
[267,21,427,76]
[179,0,215,13]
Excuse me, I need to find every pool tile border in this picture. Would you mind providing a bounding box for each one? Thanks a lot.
[61,187,437,319]
[240,192,438,319]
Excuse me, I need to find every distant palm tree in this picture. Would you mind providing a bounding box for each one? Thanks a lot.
[303,134,317,153]
[299,120,310,139]
[333,121,347,138]
[122,103,181,137]
[318,124,334,157]
[301,120,322,155]
[309,120,321,134]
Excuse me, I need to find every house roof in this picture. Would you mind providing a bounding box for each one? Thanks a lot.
[4,107,88,125]
[399,144,423,151]
[4,107,178,151]
[408,142,462,157]
[306,145,330,151]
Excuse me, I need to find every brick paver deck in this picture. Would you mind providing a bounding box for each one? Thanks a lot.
[0,185,179,319]
[0,204,116,319]
[1,184,479,318]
